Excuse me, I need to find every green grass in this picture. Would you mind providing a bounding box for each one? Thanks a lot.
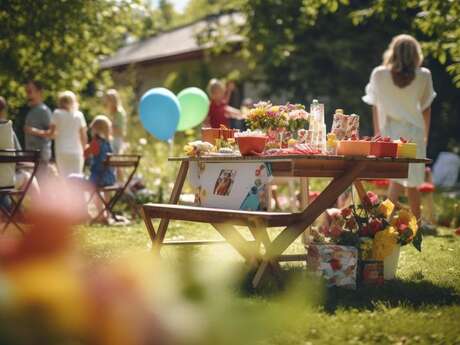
[77,222,460,344]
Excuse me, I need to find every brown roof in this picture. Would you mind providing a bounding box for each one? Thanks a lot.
[100,13,244,69]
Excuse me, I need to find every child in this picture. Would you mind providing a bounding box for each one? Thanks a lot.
[49,91,87,177]
[85,115,116,188]
[85,115,116,223]
[204,79,242,128]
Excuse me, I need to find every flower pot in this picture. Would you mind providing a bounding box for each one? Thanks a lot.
[236,136,267,156]
[383,244,400,280]
[201,128,221,145]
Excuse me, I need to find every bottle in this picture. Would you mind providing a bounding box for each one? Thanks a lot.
[310,99,326,152]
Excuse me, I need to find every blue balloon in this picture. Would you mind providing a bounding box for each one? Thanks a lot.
[139,88,180,141]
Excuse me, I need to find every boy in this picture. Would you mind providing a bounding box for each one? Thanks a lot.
[205,79,242,128]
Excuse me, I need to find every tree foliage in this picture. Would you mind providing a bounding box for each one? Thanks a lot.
[237,0,460,155]
[0,0,146,109]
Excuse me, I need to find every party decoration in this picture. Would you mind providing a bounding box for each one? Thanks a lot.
[177,87,210,131]
[139,88,180,141]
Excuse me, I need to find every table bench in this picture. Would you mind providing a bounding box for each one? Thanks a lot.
[142,154,430,288]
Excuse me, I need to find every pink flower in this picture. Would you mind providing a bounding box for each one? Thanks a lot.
[366,191,379,206]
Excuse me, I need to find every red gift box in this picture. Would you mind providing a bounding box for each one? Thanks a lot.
[370,142,398,158]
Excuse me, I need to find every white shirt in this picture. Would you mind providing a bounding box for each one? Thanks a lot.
[51,109,87,154]
[363,66,436,131]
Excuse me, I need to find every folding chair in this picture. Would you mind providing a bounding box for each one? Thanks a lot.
[0,149,40,233]
[89,154,141,224]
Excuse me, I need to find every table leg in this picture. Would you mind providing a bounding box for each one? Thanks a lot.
[212,223,259,266]
[253,162,367,287]
[299,177,310,245]
[151,161,189,252]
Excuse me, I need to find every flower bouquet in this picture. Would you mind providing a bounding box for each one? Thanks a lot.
[283,103,310,134]
[246,101,288,132]
[309,191,422,282]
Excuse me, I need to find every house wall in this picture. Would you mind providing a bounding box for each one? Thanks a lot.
[108,53,251,100]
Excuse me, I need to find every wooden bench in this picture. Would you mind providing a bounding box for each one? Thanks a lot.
[142,155,430,288]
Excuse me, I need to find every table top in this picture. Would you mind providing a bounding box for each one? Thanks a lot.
[169,154,431,164]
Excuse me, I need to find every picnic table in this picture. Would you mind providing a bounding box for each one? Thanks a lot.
[142,154,429,287]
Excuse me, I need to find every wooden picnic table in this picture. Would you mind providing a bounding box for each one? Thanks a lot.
[142,154,430,287]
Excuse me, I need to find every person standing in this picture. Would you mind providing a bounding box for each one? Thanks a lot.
[104,89,126,154]
[49,91,87,177]
[363,34,436,222]
[23,80,52,177]
[204,79,241,128]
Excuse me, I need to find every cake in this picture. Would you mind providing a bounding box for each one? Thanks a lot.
[337,139,370,156]
[396,139,417,158]
[370,137,398,158]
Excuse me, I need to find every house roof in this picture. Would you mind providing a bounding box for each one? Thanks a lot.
[100,12,244,69]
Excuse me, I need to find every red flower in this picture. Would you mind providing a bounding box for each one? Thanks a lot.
[359,224,369,237]
[341,207,352,217]
[418,182,435,193]
[330,225,343,239]
[369,218,383,236]
[330,258,342,271]
[345,218,357,230]
[397,223,408,234]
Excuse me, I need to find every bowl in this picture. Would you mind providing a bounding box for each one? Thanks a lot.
[236,136,268,156]
[337,140,371,156]
[370,142,398,158]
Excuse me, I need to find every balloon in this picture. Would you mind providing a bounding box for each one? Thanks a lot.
[139,88,180,141]
[177,87,210,131]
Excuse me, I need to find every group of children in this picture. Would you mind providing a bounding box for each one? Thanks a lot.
[0,84,127,223]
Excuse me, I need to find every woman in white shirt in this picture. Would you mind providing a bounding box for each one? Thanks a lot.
[363,34,436,221]
[50,91,87,177]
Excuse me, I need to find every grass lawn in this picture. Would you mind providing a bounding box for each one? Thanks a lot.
[77,221,460,344]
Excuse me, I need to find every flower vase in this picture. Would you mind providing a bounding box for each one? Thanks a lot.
[383,244,400,280]
[266,128,279,149]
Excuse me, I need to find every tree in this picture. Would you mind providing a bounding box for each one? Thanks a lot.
[181,0,244,23]
[352,0,460,87]
[0,0,146,110]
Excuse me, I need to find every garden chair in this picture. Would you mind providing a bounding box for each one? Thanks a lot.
[0,149,40,233]
[88,154,141,224]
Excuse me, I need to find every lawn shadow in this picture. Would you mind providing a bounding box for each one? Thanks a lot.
[238,266,460,313]
[322,278,460,313]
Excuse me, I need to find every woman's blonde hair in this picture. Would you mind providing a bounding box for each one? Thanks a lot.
[207,78,225,96]
[58,90,78,111]
[383,34,423,88]
[105,89,124,113]
[90,115,112,140]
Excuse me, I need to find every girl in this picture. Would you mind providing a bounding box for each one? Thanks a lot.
[204,79,242,128]
[85,115,116,188]
[363,34,436,221]
[50,91,87,177]
[104,89,127,154]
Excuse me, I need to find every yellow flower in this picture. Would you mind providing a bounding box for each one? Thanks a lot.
[184,145,194,156]
[378,199,395,218]
[391,208,418,238]
[8,259,89,332]
[372,226,398,260]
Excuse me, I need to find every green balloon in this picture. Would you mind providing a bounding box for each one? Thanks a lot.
[177,87,210,131]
